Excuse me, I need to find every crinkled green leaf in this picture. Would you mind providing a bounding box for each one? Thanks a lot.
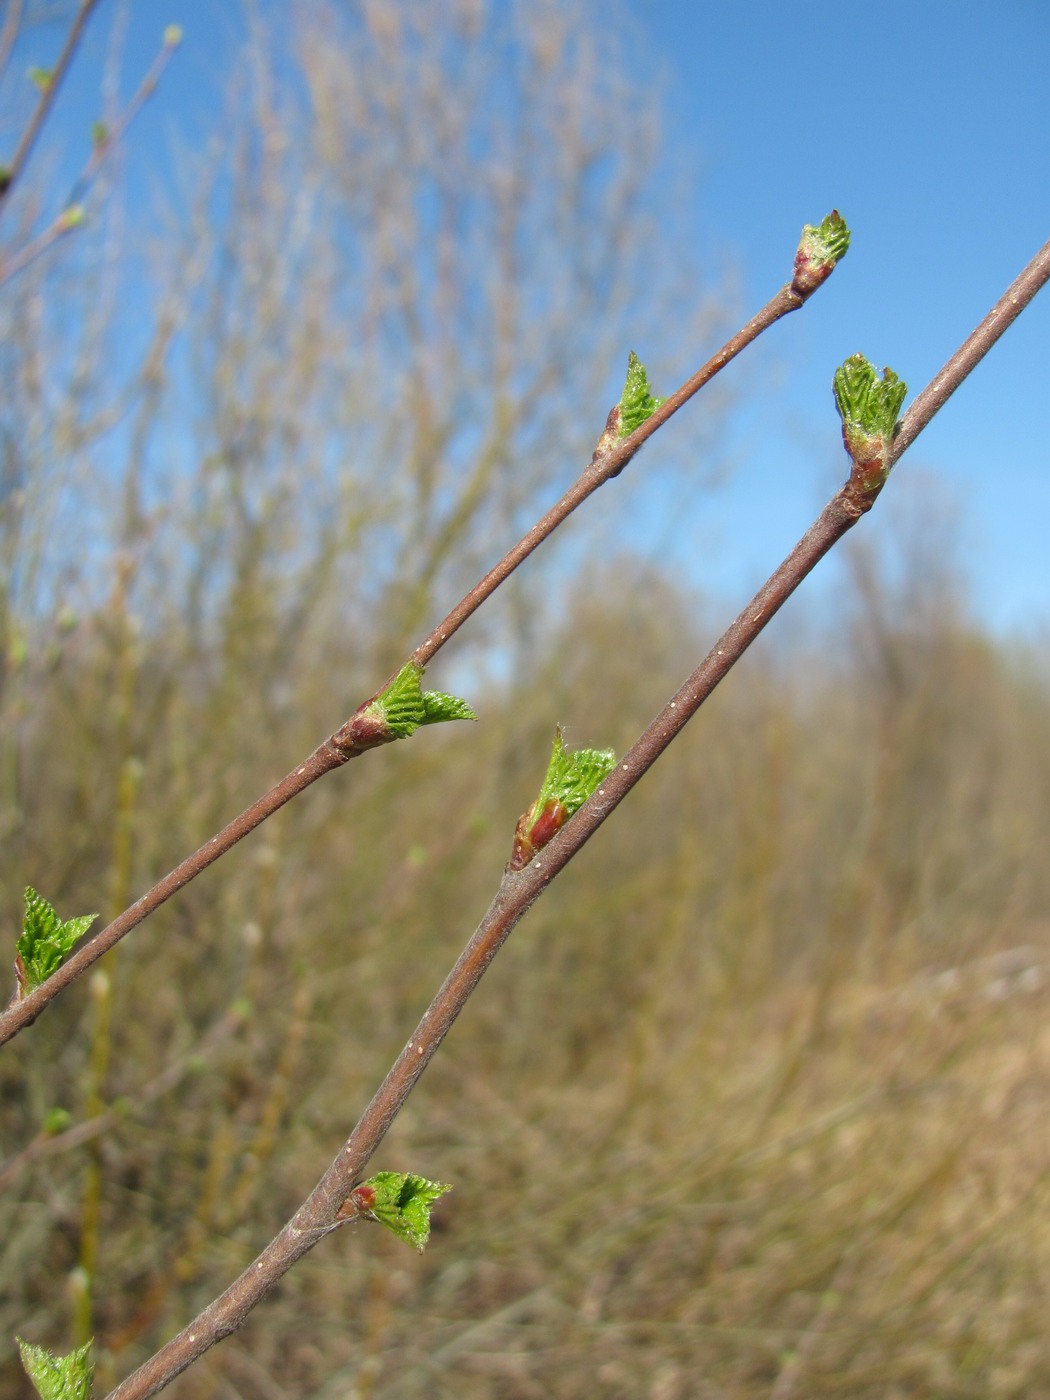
[420,690,476,725]
[805,209,851,265]
[537,727,617,818]
[17,1337,93,1400]
[15,888,98,997]
[368,662,475,739]
[832,354,907,492]
[834,354,907,442]
[618,351,665,438]
[363,1171,451,1252]
[512,728,618,868]
[793,210,850,294]
[370,661,426,735]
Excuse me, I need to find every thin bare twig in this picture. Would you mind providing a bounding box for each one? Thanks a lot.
[103,235,1050,1400]
[0,0,101,203]
[0,201,84,283]
[65,26,180,209]
[890,235,1050,462]
[0,25,181,287]
[0,1005,244,1191]
[0,273,812,1045]
[0,0,25,84]
[409,281,806,669]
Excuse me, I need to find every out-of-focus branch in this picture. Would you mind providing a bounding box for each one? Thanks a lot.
[0,1004,245,1192]
[0,0,25,82]
[101,233,1050,1400]
[0,0,101,203]
[0,228,835,1046]
[0,23,182,286]
[65,24,182,210]
[0,201,86,284]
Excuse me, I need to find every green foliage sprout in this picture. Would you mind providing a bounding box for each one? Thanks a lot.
[793,210,851,295]
[368,661,476,739]
[618,351,666,438]
[15,889,98,998]
[536,727,617,817]
[17,1337,93,1400]
[800,210,850,267]
[512,728,618,868]
[833,353,908,491]
[361,1171,451,1251]
[834,354,907,441]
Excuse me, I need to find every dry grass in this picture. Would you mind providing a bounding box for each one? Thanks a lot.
[2,6,1048,1395]
[2,556,1049,1398]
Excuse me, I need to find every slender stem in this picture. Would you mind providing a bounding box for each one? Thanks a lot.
[1,741,350,1043]
[0,279,808,1046]
[0,1006,244,1191]
[106,491,863,1400]
[890,235,1050,462]
[0,0,101,203]
[409,284,804,667]
[66,29,180,208]
[0,29,181,288]
[103,233,1050,1400]
[0,0,24,85]
[0,204,82,285]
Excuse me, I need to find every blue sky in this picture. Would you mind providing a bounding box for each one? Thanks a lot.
[4,0,1048,636]
[630,0,1050,634]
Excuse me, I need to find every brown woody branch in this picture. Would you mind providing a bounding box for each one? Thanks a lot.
[1,270,814,1045]
[103,235,1050,1400]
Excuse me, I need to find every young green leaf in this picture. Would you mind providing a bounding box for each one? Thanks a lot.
[618,351,666,438]
[358,1171,451,1251]
[43,1107,72,1135]
[17,1337,93,1400]
[419,689,476,725]
[511,727,617,870]
[15,888,98,998]
[792,210,851,297]
[349,662,476,745]
[27,67,54,93]
[833,353,908,493]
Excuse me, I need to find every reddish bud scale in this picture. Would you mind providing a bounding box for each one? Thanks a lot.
[792,254,832,298]
[336,704,395,752]
[338,1183,378,1219]
[840,427,889,494]
[591,405,621,460]
[851,455,889,494]
[510,798,569,871]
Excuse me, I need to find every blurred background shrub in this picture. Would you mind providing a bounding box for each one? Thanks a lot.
[2,2,1049,1397]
